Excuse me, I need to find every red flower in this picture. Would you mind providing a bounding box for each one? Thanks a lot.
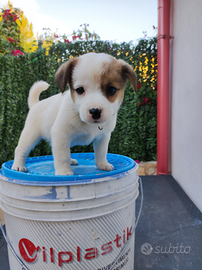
[3,9,11,18]
[73,35,79,40]
[143,97,151,104]
[138,102,142,106]
[54,34,59,38]
[64,39,70,44]
[138,83,141,89]
[12,14,19,22]
[8,37,13,43]
[12,50,24,56]
[135,160,140,164]
[3,10,18,22]
[4,9,11,14]
[143,97,149,102]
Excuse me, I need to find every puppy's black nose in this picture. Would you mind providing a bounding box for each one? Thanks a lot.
[89,108,101,120]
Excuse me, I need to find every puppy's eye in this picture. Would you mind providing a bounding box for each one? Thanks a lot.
[76,87,85,95]
[106,86,117,96]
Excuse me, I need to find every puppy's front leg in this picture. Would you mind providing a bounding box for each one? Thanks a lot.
[93,133,114,172]
[51,127,74,175]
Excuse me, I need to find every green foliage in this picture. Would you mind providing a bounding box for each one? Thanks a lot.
[0,38,157,165]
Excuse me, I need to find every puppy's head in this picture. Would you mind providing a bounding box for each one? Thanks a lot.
[55,53,137,126]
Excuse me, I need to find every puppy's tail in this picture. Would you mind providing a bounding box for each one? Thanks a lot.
[28,81,50,109]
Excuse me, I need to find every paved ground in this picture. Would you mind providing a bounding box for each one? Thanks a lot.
[135,175,202,270]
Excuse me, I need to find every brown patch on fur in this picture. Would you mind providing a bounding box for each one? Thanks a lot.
[93,74,100,85]
[55,58,79,94]
[100,59,137,103]
[118,59,137,93]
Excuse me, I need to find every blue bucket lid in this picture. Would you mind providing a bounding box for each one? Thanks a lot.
[0,153,136,185]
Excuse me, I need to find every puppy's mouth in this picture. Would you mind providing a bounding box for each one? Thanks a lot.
[86,119,107,126]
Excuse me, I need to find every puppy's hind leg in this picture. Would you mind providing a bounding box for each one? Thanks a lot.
[12,126,41,172]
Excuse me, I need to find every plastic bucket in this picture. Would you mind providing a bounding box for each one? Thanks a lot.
[0,153,139,270]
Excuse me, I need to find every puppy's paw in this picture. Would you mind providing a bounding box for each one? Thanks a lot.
[55,168,74,176]
[97,162,114,172]
[11,164,27,172]
[71,158,78,165]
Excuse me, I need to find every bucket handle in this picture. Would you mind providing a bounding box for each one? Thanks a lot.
[135,176,143,229]
[0,221,29,270]
[0,177,143,270]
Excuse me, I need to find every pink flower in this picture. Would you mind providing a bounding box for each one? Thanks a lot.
[135,160,140,164]
[12,50,24,56]
[64,39,70,43]
[8,37,13,43]
[54,34,59,38]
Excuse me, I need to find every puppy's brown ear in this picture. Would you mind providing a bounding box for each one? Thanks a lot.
[118,60,137,92]
[55,58,78,93]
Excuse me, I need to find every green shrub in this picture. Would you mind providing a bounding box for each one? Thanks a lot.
[0,38,157,165]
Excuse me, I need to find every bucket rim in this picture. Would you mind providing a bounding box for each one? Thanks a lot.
[0,153,138,186]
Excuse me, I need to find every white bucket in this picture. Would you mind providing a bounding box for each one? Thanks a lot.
[0,153,139,270]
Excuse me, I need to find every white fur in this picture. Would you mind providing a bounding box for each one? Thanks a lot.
[12,53,136,175]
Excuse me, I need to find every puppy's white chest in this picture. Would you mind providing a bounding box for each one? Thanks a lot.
[71,130,100,147]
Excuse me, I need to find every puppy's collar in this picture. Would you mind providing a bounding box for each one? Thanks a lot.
[98,126,103,130]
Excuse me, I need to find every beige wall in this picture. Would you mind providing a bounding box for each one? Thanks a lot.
[171,0,202,211]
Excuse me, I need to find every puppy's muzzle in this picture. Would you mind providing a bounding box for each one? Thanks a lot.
[89,108,102,120]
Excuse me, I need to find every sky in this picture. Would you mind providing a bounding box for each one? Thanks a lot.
[0,0,158,44]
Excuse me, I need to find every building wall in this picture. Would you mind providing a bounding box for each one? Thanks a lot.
[171,0,202,211]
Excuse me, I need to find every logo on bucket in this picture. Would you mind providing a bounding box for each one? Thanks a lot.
[19,238,40,263]
[18,226,133,267]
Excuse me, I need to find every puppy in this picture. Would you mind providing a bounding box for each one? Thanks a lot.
[12,53,137,175]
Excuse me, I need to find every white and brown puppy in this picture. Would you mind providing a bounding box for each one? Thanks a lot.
[12,53,137,175]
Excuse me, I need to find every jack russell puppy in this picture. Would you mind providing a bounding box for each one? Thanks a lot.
[12,53,137,175]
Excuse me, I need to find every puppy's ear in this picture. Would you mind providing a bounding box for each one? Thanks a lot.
[118,60,137,93]
[55,58,78,93]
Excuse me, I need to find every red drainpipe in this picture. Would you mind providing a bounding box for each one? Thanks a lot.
[157,0,171,174]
